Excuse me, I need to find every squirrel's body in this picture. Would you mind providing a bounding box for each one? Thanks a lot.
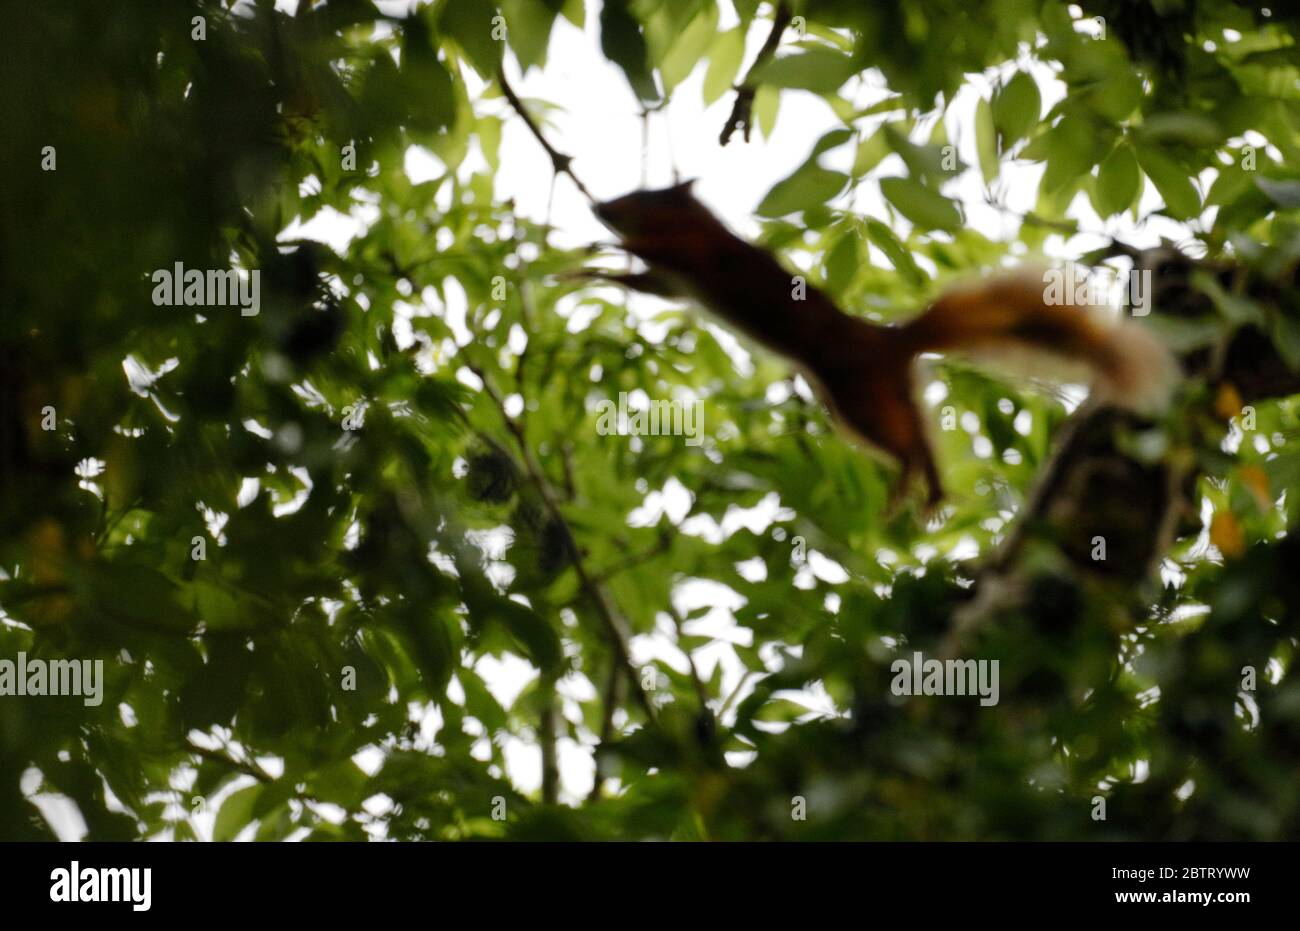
[592,182,1178,504]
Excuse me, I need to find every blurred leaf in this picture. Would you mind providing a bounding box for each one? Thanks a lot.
[703,27,745,105]
[1093,144,1140,218]
[752,48,857,94]
[437,0,503,79]
[992,71,1040,150]
[659,4,719,91]
[213,784,263,842]
[1135,144,1202,219]
[880,176,962,231]
[1256,177,1300,209]
[600,0,659,102]
[758,163,847,217]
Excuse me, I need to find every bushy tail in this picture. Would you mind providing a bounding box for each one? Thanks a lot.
[899,268,1180,415]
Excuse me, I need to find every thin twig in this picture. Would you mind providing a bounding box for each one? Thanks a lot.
[496,64,597,204]
[590,533,672,585]
[559,441,578,501]
[981,193,1084,236]
[640,109,650,187]
[538,671,559,804]
[720,2,794,146]
[187,741,273,784]
[586,659,624,803]
[667,604,711,714]
[717,670,756,719]
[469,364,657,725]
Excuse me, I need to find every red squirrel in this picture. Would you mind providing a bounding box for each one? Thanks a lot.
[588,181,1179,505]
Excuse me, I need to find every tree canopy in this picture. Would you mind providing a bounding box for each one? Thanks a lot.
[2,0,1300,841]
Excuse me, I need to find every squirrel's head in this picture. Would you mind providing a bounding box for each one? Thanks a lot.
[594,179,700,239]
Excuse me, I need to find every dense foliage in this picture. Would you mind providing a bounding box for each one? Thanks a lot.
[2,0,1299,841]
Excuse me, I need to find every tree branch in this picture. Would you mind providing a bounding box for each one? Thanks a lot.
[590,530,673,585]
[950,245,1300,651]
[667,603,711,714]
[187,740,273,785]
[468,364,658,725]
[720,2,793,146]
[585,657,624,803]
[538,671,559,805]
[496,64,596,203]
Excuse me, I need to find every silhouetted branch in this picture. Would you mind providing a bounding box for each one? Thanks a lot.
[720,2,794,145]
[496,65,596,203]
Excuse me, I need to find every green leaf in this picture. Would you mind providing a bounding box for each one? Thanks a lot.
[254,806,292,841]
[460,670,509,734]
[1271,313,1300,369]
[1038,116,1107,194]
[992,71,1041,150]
[811,128,854,158]
[659,4,719,91]
[751,48,857,94]
[1093,144,1139,217]
[437,0,502,79]
[1207,162,1254,207]
[1072,60,1143,123]
[1255,177,1300,209]
[824,231,860,295]
[600,0,659,102]
[755,697,812,722]
[853,95,906,118]
[757,163,848,217]
[561,0,584,28]
[880,176,962,231]
[1139,112,1223,149]
[497,599,563,672]
[852,125,891,178]
[213,784,263,842]
[309,760,369,808]
[478,115,503,172]
[397,28,458,132]
[864,218,927,286]
[884,124,963,185]
[85,560,193,631]
[1191,269,1265,327]
[702,27,743,106]
[703,27,745,105]
[501,0,558,72]
[1135,145,1202,219]
[754,84,781,139]
[192,578,258,631]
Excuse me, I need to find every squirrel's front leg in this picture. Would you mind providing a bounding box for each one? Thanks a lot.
[559,267,688,299]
